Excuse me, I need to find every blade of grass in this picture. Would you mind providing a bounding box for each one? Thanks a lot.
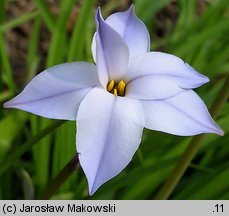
[33,119,53,189]
[52,121,76,192]
[0,90,13,102]
[0,11,39,33]
[0,36,17,93]
[135,0,171,26]
[170,0,228,46]
[187,168,229,199]
[26,17,41,82]
[34,0,78,194]
[0,112,27,156]
[173,19,229,58]
[0,0,17,93]
[33,0,55,33]
[68,0,95,61]
[32,0,77,191]
[47,0,78,66]
[0,0,5,118]
[0,120,66,175]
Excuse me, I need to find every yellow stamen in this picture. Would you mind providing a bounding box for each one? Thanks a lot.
[107,80,115,92]
[106,80,126,97]
[113,88,118,96]
[117,80,126,96]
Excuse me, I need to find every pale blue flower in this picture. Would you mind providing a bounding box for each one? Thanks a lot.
[4,5,223,195]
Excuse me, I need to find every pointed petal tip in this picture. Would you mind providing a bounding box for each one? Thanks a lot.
[89,186,96,196]
[124,4,135,17]
[95,7,104,31]
[95,7,101,28]
[201,74,210,84]
[186,63,210,85]
[88,179,99,196]
[88,190,93,196]
[95,7,103,21]
[96,7,100,14]
[195,75,209,88]
[3,100,13,108]
[208,116,224,136]
[216,128,224,136]
[128,4,134,11]
[3,102,9,108]
[78,154,99,196]
[210,123,224,136]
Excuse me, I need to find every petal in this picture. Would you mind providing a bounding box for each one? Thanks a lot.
[125,52,209,89]
[4,62,99,120]
[92,5,150,61]
[141,90,224,136]
[94,8,129,86]
[126,75,183,100]
[76,87,144,195]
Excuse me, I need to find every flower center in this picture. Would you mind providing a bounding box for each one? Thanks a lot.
[107,80,126,97]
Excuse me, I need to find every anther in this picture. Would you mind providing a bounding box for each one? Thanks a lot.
[113,88,118,96]
[117,80,126,96]
[106,80,126,97]
[107,80,115,92]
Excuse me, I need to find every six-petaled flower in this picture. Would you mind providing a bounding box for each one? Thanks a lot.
[4,5,223,195]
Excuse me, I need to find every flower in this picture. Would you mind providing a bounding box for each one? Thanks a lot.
[4,5,223,195]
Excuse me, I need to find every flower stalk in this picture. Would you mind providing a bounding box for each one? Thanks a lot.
[40,155,79,200]
[154,75,229,200]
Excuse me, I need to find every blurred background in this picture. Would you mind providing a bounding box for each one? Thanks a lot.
[0,0,228,200]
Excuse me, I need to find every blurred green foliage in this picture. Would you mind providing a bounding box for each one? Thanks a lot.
[0,0,228,200]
